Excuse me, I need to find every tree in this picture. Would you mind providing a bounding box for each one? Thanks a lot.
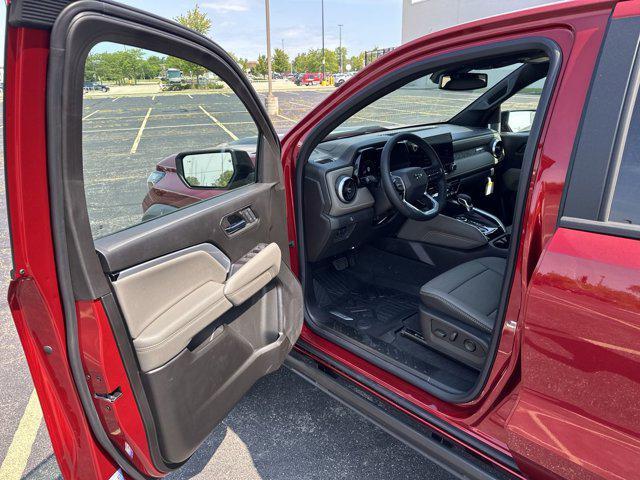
[253,54,268,77]
[170,5,213,85]
[237,57,249,72]
[228,52,250,72]
[293,52,308,73]
[272,48,290,74]
[145,56,164,79]
[348,52,365,71]
[175,4,212,35]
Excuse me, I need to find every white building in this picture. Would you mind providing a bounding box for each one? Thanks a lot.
[402,0,562,43]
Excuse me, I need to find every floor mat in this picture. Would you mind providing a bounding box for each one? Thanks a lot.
[311,262,477,393]
[313,268,418,339]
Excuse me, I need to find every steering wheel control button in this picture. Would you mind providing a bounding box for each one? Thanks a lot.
[336,175,357,203]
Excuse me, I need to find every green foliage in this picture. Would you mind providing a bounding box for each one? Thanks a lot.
[145,56,164,79]
[168,4,213,82]
[347,52,365,71]
[253,55,268,77]
[228,52,250,72]
[216,169,234,187]
[85,49,150,84]
[174,4,212,35]
[292,47,365,74]
[272,48,291,73]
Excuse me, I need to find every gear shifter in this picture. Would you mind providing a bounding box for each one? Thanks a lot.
[457,194,474,212]
[456,194,506,234]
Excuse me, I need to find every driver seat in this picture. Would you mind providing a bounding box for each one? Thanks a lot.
[419,257,506,369]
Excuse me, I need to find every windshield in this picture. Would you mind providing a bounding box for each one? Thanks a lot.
[335,64,523,132]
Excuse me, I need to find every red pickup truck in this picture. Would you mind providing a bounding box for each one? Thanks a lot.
[5,1,640,479]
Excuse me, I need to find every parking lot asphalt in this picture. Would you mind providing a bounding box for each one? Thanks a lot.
[0,84,538,479]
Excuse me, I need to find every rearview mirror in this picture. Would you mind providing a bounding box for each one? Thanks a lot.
[176,148,255,189]
[438,72,488,91]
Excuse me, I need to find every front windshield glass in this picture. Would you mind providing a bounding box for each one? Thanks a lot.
[335,63,524,132]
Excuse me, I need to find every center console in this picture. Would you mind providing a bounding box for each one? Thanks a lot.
[442,195,511,250]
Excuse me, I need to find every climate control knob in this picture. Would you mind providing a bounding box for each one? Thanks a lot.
[336,175,357,203]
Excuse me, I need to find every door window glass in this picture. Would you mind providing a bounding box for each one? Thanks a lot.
[609,97,640,225]
[82,42,259,238]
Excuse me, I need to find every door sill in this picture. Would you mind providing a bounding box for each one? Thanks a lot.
[285,351,522,480]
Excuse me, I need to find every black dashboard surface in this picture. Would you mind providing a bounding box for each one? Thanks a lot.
[309,124,500,182]
[302,124,503,262]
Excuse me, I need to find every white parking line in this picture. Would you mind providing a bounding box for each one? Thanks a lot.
[112,96,121,102]
[84,121,256,134]
[152,95,156,101]
[187,94,194,99]
[220,92,230,97]
[82,110,100,121]
[130,107,152,154]
[199,105,238,140]
[277,113,298,123]
[0,389,43,480]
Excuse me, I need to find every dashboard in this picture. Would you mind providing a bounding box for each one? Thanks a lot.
[353,132,454,188]
[303,124,505,262]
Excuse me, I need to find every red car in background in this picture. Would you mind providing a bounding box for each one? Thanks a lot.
[296,72,324,85]
[6,1,640,480]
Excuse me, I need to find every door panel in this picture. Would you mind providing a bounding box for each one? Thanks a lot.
[38,0,303,473]
[506,228,640,479]
[112,244,232,372]
[111,239,300,464]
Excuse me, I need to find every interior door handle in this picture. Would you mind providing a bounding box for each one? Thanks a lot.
[224,219,247,235]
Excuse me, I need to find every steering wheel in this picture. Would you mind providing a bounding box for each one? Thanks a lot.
[380,132,447,221]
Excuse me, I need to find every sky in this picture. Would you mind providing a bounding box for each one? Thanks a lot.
[0,0,402,64]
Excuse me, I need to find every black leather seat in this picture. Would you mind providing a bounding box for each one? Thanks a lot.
[419,257,506,368]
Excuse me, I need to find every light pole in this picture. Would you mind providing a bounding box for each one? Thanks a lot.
[321,0,325,81]
[264,0,278,115]
[338,24,343,74]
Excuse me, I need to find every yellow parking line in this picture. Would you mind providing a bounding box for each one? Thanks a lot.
[130,107,152,154]
[199,105,238,140]
[277,113,298,123]
[82,110,100,121]
[0,389,43,480]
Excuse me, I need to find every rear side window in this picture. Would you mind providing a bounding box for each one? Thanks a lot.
[609,98,640,225]
[82,42,259,238]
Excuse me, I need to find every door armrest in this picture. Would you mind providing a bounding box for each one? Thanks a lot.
[224,243,281,305]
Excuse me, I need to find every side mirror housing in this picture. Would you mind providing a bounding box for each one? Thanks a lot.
[501,110,536,133]
[176,149,255,189]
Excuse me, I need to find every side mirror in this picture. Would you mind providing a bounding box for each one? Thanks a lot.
[501,110,536,133]
[176,149,255,189]
[438,72,488,91]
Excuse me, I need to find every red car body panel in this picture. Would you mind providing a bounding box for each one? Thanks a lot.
[507,228,640,479]
[284,0,611,458]
[5,1,638,479]
[4,28,139,478]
